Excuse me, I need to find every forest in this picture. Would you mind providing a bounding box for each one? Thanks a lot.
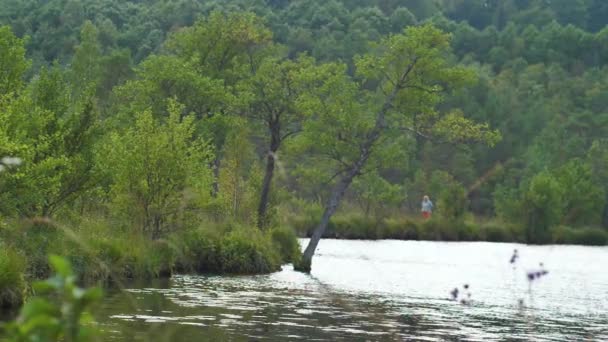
[1,0,608,327]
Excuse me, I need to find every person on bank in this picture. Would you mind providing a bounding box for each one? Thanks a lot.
[421,195,433,219]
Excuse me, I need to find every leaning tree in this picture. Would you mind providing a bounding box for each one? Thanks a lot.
[292,25,500,272]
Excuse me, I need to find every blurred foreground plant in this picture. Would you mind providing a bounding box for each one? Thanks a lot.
[2,255,101,342]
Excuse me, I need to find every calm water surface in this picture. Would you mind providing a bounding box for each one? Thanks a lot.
[98,240,608,341]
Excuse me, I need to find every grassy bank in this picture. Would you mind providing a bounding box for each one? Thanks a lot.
[291,213,608,246]
[0,218,300,310]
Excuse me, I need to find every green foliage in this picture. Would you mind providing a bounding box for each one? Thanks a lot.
[522,171,564,243]
[351,171,403,218]
[0,244,26,309]
[98,101,213,237]
[216,120,261,225]
[170,224,289,274]
[437,177,468,222]
[218,228,281,274]
[0,25,29,96]
[166,11,272,83]
[8,220,61,280]
[552,226,608,246]
[270,226,301,263]
[554,160,605,225]
[70,21,102,100]
[2,256,101,342]
[0,64,99,217]
[493,184,523,224]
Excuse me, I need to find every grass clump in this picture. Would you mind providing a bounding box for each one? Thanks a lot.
[171,224,296,275]
[270,226,301,264]
[218,228,281,274]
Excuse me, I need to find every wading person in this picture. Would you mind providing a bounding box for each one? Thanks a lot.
[421,195,433,219]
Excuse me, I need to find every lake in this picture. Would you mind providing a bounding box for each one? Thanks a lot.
[98,239,608,341]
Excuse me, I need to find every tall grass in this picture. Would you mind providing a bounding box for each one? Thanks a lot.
[0,216,300,310]
[171,224,297,274]
[291,212,607,245]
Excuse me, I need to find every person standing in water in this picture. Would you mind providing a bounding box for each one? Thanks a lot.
[421,195,433,219]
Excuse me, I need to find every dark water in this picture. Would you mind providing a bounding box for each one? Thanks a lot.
[98,240,608,341]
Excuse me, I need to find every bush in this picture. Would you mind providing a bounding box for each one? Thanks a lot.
[522,172,564,243]
[170,228,221,273]
[171,225,283,274]
[270,226,301,263]
[437,181,468,222]
[0,245,26,309]
[218,229,281,274]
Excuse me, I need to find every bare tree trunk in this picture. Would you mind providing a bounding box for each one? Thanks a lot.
[257,117,281,229]
[295,167,359,272]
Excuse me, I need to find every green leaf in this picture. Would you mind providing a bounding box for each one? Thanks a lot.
[48,255,73,278]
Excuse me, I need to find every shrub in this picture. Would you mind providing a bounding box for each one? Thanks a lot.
[170,228,221,273]
[218,229,281,274]
[437,181,468,222]
[270,226,301,263]
[522,172,564,243]
[171,225,283,274]
[148,239,175,277]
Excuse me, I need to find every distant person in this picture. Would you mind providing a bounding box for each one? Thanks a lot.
[421,195,433,219]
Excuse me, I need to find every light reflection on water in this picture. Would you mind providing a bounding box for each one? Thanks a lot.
[98,240,608,341]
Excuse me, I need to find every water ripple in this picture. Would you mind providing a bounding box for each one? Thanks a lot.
[99,240,608,341]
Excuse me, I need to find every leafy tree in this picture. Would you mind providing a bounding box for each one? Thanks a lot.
[237,54,323,228]
[0,64,99,217]
[295,25,499,271]
[522,171,564,243]
[164,11,272,196]
[554,159,605,226]
[98,101,213,238]
[351,171,403,219]
[0,25,30,96]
